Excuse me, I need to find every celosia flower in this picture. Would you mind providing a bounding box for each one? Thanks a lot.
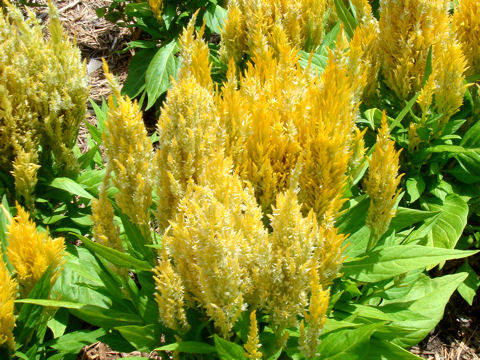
[244,311,262,360]
[365,112,402,248]
[0,2,87,177]
[155,77,220,231]
[147,0,163,21]
[220,0,326,61]
[453,0,480,78]
[177,17,213,91]
[11,149,40,209]
[153,251,189,333]
[378,0,450,102]
[91,173,122,251]
[0,259,16,354]
[102,61,153,229]
[6,204,65,296]
[298,268,329,359]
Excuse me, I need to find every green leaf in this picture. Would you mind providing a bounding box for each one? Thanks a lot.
[15,299,86,309]
[343,245,477,282]
[49,177,93,200]
[204,4,227,33]
[333,0,357,38]
[405,176,425,203]
[452,120,480,183]
[47,308,69,339]
[122,48,158,99]
[318,323,383,359]
[71,305,144,328]
[456,260,480,306]
[366,338,423,359]
[389,92,420,131]
[145,40,178,110]
[157,341,216,354]
[214,335,247,360]
[115,325,159,352]
[389,207,437,232]
[425,194,468,249]
[422,46,433,87]
[76,234,152,271]
[389,273,468,347]
[47,328,106,354]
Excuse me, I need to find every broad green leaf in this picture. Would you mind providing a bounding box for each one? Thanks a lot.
[388,273,468,347]
[322,319,360,335]
[456,260,480,306]
[47,328,106,354]
[343,245,477,282]
[47,308,68,339]
[77,235,152,271]
[71,305,144,328]
[115,325,159,352]
[157,341,216,354]
[337,196,369,235]
[422,46,433,86]
[425,194,468,249]
[318,322,384,359]
[366,338,423,359]
[122,48,158,99]
[49,177,94,200]
[204,4,227,33]
[389,207,437,232]
[145,40,178,109]
[405,176,425,203]
[342,225,370,258]
[452,120,480,183]
[214,335,247,360]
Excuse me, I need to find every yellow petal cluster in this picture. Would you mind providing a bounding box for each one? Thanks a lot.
[155,155,267,337]
[365,113,402,247]
[0,260,16,354]
[11,149,40,210]
[244,311,262,360]
[147,0,163,21]
[220,0,326,62]
[0,2,87,178]
[299,268,329,359]
[155,24,222,231]
[377,0,451,102]
[6,204,65,296]
[453,0,480,78]
[102,61,154,229]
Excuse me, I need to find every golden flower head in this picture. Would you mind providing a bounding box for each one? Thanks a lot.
[0,259,16,354]
[453,0,480,78]
[6,203,65,296]
[102,61,154,229]
[365,112,403,247]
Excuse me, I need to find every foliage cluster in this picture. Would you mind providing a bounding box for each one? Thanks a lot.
[0,0,480,359]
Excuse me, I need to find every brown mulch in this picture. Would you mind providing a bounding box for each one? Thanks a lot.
[76,342,163,360]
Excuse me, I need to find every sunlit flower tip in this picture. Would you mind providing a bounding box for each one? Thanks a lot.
[7,203,65,296]
[378,0,450,101]
[153,259,189,333]
[299,267,329,359]
[147,0,163,21]
[365,112,402,242]
[178,14,212,90]
[417,73,436,114]
[11,149,40,208]
[0,260,16,353]
[91,189,122,251]
[244,310,262,360]
[453,0,480,78]
[102,62,153,228]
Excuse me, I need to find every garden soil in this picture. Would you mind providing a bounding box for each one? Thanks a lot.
[20,0,480,358]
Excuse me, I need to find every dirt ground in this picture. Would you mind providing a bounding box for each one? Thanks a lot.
[14,0,480,358]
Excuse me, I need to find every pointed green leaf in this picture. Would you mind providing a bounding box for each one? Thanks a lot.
[343,245,477,282]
